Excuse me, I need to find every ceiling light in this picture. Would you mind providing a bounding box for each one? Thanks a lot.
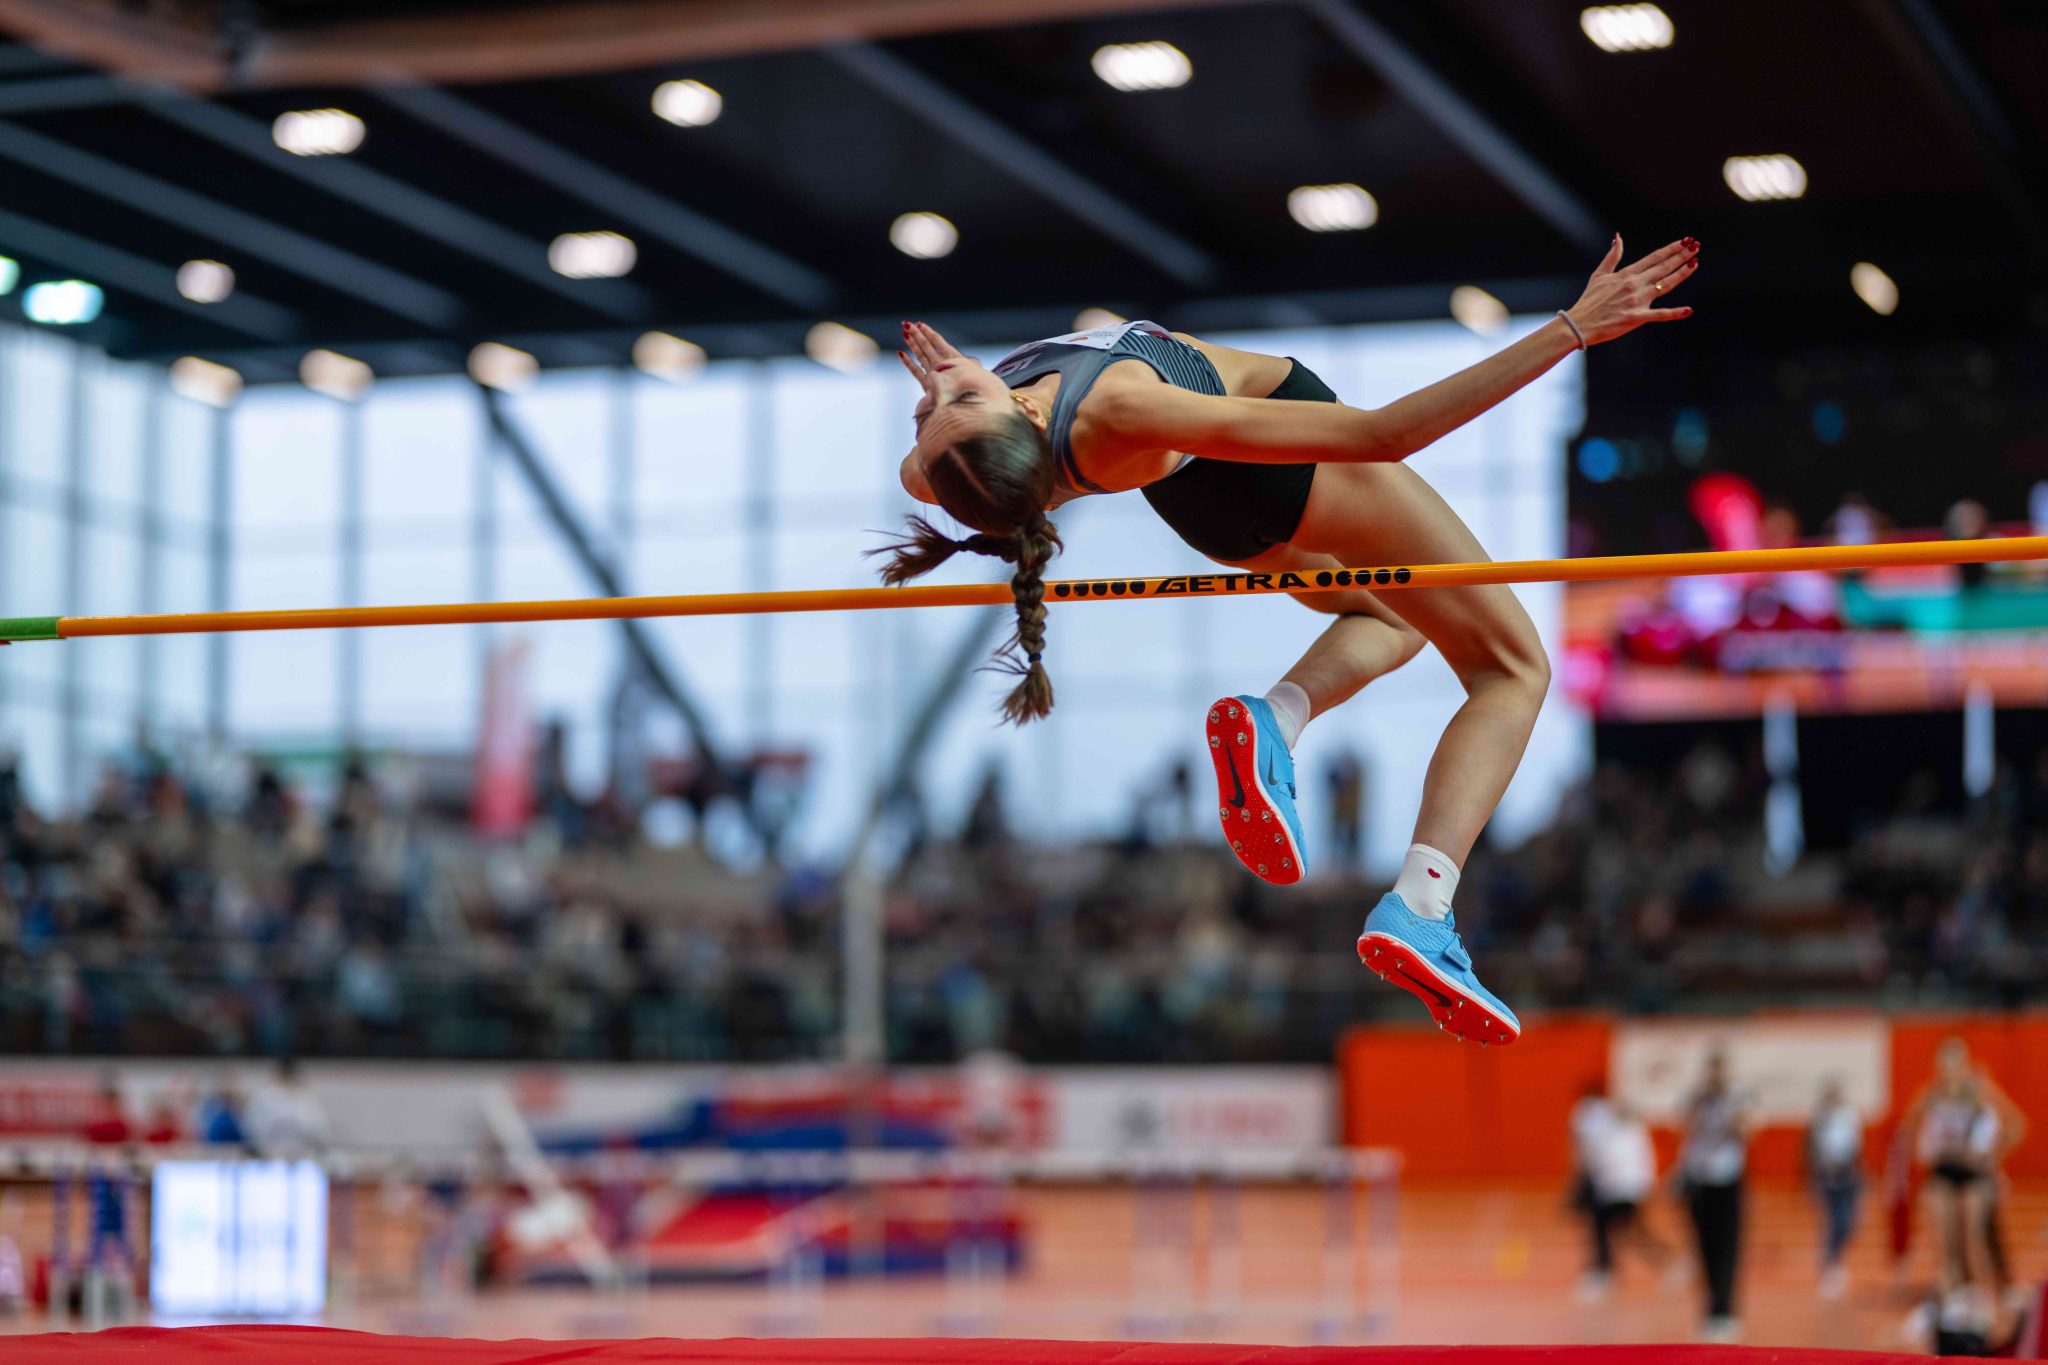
[549,231,637,279]
[300,348,373,401]
[272,108,365,157]
[890,212,959,260]
[469,342,538,392]
[1288,183,1378,232]
[176,259,235,304]
[1091,41,1192,92]
[1851,262,1898,316]
[0,256,16,295]
[23,279,102,325]
[1450,285,1509,337]
[1073,307,1126,331]
[653,79,722,128]
[170,356,242,409]
[633,331,706,382]
[805,321,878,375]
[1722,154,1807,202]
[1579,4,1674,52]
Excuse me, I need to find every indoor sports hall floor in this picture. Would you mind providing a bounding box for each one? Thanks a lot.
[33,1180,2022,1351]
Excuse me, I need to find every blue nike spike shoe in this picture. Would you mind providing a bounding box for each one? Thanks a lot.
[1356,892,1521,1045]
[1205,695,1307,885]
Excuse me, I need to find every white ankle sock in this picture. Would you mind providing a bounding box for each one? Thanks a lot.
[1264,682,1311,750]
[1391,843,1460,920]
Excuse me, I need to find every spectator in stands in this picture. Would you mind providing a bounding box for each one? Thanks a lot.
[1824,491,1888,547]
[1678,1050,1750,1342]
[1946,499,1992,589]
[1806,1078,1864,1299]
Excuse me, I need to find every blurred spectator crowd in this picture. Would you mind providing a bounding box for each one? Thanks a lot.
[5,725,2048,1065]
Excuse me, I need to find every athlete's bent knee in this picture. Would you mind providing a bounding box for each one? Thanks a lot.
[1453,629,1549,702]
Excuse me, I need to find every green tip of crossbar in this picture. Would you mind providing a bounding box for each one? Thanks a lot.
[0,617,61,643]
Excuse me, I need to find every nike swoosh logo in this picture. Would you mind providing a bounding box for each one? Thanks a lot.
[1391,966,1453,1011]
[1222,744,1246,807]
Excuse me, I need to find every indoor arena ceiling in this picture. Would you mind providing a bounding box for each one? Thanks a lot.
[0,0,2040,381]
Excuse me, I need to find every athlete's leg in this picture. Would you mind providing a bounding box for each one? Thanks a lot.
[1284,463,1548,865]
[1284,463,1544,1044]
[1202,548,1425,886]
[1227,544,1427,728]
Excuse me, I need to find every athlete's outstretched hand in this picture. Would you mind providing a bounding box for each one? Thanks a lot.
[896,320,965,389]
[1563,235,1698,346]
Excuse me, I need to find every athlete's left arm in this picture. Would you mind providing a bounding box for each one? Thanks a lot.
[1115,236,1696,466]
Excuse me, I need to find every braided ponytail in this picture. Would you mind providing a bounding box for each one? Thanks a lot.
[868,511,1064,725]
[996,513,1059,724]
[880,403,1063,722]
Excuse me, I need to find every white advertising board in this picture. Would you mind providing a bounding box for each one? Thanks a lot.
[1611,1016,1889,1125]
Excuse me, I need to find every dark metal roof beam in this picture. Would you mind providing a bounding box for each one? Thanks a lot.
[0,71,124,113]
[373,81,836,313]
[0,0,1260,90]
[141,92,656,324]
[246,0,1257,87]
[1299,0,1605,254]
[0,117,465,329]
[0,39,73,75]
[0,0,219,84]
[0,204,302,341]
[824,41,1218,291]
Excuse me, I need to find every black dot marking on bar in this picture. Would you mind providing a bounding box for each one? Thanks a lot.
[1128,582,1146,595]
[1393,567,1411,584]
[1374,569,1391,585]
[1335,571,1353,587]
[1055,584,1071,598]
[1315,572,1333,587]
[1111,582,1127,595]
[1094,583,1110,596]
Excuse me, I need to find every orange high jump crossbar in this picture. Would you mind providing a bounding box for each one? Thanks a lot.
[4,535,2046,644]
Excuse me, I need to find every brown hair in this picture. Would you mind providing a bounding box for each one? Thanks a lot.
[872,409,1062,723]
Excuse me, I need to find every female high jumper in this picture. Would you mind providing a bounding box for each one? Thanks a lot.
[881,234,1699,1046]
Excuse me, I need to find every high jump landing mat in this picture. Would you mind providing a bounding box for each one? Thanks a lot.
[0,1326,1940,1363]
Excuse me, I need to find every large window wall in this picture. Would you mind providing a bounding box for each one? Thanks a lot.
[0,325,216,812]
[2,317,1586,871]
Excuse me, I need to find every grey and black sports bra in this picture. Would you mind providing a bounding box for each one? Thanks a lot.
[990,320,1224,496]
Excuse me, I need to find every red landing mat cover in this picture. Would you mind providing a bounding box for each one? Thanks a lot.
[0,1326,1938,1364]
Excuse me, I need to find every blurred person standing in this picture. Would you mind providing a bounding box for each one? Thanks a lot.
[245,1057,328,1158]
[1569,1079,1614,1281]
[1679,1050,1750,1342]
[1807,1078,1865,1299]
[1895,1039,2027,1301]
[1580,1100,1666,1298]
[1324,750,1366,874]
[192,1075,248,1148]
